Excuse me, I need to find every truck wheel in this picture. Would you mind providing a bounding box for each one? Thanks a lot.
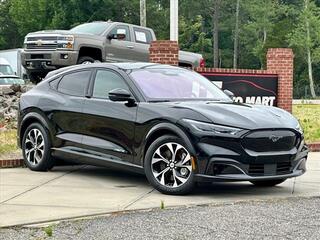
[77,56,96,64]
[28,73,44,84]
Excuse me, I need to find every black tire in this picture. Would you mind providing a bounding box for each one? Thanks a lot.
[77,56,96,64]
[250,179,286,187]
[22,122,55,171]
[144,135,195,195]
[28,72,45,84]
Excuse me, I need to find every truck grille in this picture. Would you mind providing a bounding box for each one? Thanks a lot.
[26,36,58,41]
[25,35,59,50]
[242,130,297,152]
[26,43,58,50]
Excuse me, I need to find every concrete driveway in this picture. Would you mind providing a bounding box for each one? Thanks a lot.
[0,152,319,228]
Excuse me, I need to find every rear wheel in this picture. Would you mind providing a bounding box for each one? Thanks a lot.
[250,179,286,187]
[144,135,195,195]
[22,123,55,171]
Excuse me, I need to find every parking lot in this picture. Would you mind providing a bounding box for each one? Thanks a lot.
[0,152,319,228]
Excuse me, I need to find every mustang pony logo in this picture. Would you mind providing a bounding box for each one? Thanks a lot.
[269,135,283,142]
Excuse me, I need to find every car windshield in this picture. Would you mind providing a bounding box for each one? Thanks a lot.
[70,22,111,35]
[130,68,230,101]
[0,65,14,75]
[0,77,25,85]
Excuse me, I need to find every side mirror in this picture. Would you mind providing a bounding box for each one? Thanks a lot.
[107,30,126,41]
[109,88,134,103]
[223,89,235,99]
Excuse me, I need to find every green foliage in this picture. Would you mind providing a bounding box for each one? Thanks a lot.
[0,0,319,96]
[160,200,165,209]
[293,104,320,142]
[43,225,53,237]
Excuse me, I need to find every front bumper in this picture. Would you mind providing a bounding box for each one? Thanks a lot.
[21,50,78,72]
[191,130,309,182]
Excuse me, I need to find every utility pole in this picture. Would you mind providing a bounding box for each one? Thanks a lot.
[170,0,178,41]
[213,0,220,68]
[140,0,146,27]
[233,0,240,69]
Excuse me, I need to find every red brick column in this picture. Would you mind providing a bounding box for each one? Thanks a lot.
[267,48,294,112]
[149,40,179,65]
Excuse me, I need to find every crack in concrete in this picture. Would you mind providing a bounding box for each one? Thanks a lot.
[0,165,86,205]
[122,188,155,210]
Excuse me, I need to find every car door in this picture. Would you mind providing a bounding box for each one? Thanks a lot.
[105,24,135,62]
[81,68,138,164]
[43,70,92,149]
[130,27,154,61]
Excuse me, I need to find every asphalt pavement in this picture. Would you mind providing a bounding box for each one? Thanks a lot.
[1,197,319,240]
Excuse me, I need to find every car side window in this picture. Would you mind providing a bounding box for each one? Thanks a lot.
[93,70,130,99]
[57,71,91,97]
[109,25,131,41]
[133,27,152,44]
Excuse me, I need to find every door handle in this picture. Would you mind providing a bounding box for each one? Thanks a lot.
[126,45,134,49]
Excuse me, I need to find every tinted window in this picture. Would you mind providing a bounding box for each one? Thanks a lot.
[93,70,129,99]
[130,68,230,101]
[109,25,131,41]
[133,27,152,44]
[58,71,91,96]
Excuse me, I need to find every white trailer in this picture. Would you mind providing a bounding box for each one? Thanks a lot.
[0,48,26,79]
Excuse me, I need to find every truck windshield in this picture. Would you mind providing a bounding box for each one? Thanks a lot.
[70,22,111,35]
[130,68,231,101]
[0,65,14,75]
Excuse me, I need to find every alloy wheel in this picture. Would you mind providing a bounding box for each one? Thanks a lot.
[151,142,192,188]
[24,129,45,166]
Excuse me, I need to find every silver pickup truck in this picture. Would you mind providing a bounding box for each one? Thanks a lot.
[22,21,205,83]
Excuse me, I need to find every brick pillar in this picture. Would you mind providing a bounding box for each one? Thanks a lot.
[149,40,179,65]
[267,48,294,112]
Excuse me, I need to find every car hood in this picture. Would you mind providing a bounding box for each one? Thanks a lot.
[26,30,99,39]
[170,101,299,130]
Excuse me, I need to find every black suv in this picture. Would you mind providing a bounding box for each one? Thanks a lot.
[18,63,308,195]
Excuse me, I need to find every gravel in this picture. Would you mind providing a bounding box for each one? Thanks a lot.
[1,197,319,240]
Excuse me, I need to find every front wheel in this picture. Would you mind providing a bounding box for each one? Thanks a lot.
[77,56,100,64]
[250,179,286,187]
[144,135,195,195]
[22,123,55,171]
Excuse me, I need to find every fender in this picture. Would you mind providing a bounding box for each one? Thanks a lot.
[142,122,196,159]
[19,111,54,147]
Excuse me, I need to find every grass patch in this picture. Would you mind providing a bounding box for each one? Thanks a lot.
[0,129,18,156]
[293,104,320,143]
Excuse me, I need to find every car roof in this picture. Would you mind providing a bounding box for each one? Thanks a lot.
[0,58,10,65]
[45,62,180,80]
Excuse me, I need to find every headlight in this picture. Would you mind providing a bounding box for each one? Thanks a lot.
[295,122,303,134]
[57,35,74,49]
[183,119,243,135]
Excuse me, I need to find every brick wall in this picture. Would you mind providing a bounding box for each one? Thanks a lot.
[149,40,179,66]
[267,48,294,112]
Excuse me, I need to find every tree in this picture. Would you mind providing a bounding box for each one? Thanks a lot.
[288,0,319,98]
[241,0,278,69]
